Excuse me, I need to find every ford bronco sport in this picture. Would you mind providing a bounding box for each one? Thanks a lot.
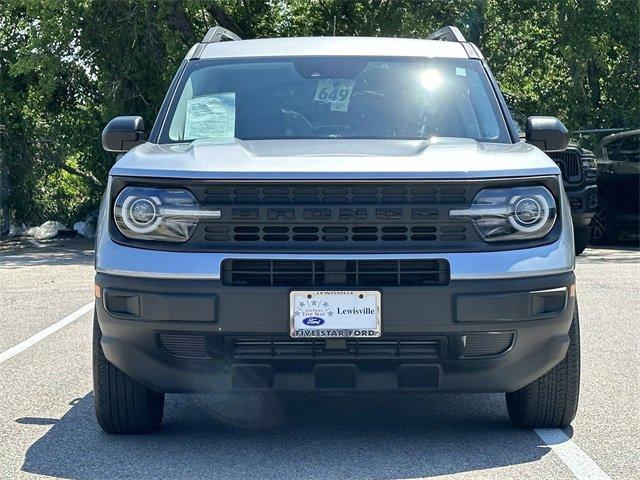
[94,26,580,434]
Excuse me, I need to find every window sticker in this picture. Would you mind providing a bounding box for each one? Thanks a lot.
[314,79,355,112]
[184,92,236,140]
[455,67,467,77]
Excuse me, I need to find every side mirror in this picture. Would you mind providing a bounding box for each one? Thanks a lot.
[525,116,569,152]
[102,116,145,152]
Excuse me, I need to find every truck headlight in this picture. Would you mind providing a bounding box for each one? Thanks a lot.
[450,186,557,242]
[114,187,220,242]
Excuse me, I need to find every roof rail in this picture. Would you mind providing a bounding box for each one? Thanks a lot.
[201,26,241,43]
[427,26,466,43]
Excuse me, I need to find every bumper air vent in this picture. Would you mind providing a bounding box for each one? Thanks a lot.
[157,333,208,359]
[461,332,515,358]
[221,259,450,287]
[231,337,443,360]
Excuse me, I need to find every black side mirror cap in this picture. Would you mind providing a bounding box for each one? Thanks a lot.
[102,116,145,153]
[525,116,569,152]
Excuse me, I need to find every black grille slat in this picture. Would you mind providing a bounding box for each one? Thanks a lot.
[222,259,450,287]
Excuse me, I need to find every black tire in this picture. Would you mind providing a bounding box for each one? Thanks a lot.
[573,227,590,255]
[506,301,580,428]
[93,311,164,434]
[590,195,619,245]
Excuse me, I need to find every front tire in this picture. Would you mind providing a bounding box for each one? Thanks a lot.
[590,195,619,245]
[93,311,164,434]
[506,301,580,428]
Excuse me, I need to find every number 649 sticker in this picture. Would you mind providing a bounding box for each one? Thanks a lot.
[314,79,355,111]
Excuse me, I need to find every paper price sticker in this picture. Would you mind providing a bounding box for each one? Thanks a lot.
[314,79,355,112]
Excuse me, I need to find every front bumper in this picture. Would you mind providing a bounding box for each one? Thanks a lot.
[566,183,598,228]
[95,271,575,394]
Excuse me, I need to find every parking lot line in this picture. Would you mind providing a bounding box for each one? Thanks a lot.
[0,302,93,364]
[535,428,612,480]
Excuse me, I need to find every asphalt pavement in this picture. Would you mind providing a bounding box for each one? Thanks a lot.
[0,237,637,479]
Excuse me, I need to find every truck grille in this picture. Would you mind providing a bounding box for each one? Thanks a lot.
[110,177,563,253]
[221,259,450,287]
[185,181,481,252]
[548,150,582,183]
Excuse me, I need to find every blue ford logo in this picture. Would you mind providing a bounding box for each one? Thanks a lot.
[303,317,325,326]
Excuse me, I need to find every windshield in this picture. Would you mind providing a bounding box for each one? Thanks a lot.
[161,56,510,144]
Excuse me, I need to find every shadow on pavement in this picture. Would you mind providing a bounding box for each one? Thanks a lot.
[578,240,639,264]
[0,248,94,269]
[576,246,640,264]
[21,391,553,479]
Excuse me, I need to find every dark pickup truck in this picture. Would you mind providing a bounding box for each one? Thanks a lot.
[510,108,597,254]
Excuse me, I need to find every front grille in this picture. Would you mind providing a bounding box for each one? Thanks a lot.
[187,182,479,251]
[569,198,582,210]
[232,337,443,359]
[548,150,582,183]
[221,259,450,287]
[110,177,563,252]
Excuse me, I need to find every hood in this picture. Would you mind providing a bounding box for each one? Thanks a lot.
[109,137,560,180]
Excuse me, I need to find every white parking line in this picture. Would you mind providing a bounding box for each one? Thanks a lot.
[0,302,93,364]
[535,428,612,480]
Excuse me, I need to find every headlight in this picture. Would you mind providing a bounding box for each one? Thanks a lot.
[582,155,597,169]
[114,187,220,242]
[450,186,557,242]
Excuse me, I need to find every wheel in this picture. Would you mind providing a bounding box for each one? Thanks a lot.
[506,301,580,428]
[590,195,619,245]
[93,310,164,434]
[573,227,590,255]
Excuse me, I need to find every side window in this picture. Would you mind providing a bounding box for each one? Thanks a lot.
[508,108,527,134]
[617,136,640,163]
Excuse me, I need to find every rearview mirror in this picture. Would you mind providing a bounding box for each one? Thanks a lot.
[102,116,145,153]
[525,116,569,152]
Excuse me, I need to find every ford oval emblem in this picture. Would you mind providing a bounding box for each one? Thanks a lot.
[303,317,325,326]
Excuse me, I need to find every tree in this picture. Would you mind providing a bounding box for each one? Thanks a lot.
[0,0,638,225]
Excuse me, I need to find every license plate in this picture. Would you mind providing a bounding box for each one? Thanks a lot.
[289,290,381,338]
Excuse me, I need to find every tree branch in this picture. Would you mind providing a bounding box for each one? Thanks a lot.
[166,0,198,44]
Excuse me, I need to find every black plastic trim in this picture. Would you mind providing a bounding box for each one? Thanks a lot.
[148,60,189,144]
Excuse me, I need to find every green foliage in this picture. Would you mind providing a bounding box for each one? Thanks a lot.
[0,0,638,224]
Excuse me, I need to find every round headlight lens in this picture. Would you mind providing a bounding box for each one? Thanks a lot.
[120,195,162,234]
[510,195,550,232]
[130,198,157,225]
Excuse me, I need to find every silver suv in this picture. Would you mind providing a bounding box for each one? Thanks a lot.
[94,27,579,433]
